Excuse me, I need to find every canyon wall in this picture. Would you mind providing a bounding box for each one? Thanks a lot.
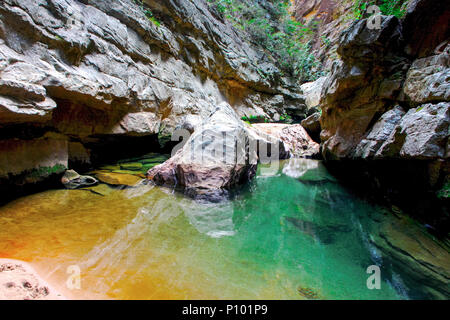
[293,0,354,72]
[314,0,450,232]
[0,0,306,195]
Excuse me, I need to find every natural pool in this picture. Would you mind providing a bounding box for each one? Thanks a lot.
[0,159,448,299]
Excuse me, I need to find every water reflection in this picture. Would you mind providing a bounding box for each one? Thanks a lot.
[0,159,447,299]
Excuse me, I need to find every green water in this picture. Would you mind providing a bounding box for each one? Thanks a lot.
[0,159,448,299]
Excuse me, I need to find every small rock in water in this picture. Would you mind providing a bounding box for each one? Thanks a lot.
[61,170,98,189]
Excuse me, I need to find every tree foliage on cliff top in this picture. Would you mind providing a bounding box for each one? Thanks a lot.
[207,0,323,83]
[352,0,409,20]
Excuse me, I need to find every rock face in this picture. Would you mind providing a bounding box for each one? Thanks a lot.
[0,0,305,192]
[354,106,406,159]
[301,112,321,143]
[0,133,68,184]
[300,76,327,110]
[403,53,450,104]
[293,0,354,72]
[402,0,450,58]
[317,0,450,232]
[376,103,449,159]
[320,11,449,161]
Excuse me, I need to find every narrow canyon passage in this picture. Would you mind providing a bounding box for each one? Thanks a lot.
[0,0,448,302]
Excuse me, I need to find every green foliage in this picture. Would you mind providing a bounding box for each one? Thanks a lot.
[378,0,409,18]
[29,164,67,179]
[278,113,292,124]
[208,0,323,82]
[321,35,331,48]
[437,182,450,199]
[241,113,292,124]
[241,115,269,123]
[133,0,161,27]
[352,0,409,20]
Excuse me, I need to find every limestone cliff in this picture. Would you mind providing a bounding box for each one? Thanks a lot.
[312,0,449,232]
[0,0,305,195]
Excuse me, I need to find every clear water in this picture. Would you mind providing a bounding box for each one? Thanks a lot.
[0,159,448,299]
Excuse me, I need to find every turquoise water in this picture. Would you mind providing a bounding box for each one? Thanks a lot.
[0,159,448,299]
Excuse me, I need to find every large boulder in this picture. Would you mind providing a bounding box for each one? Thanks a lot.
[147,102,321,201]
[147,103,260,201]
[300,76,327,110]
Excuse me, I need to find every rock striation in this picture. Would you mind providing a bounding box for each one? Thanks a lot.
[0,0,305,194]
[316,0,450,232]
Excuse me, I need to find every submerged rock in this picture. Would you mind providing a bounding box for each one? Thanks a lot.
[297,286,320,300]
[95,172,142,187]
[119,162,143,171]
[285,216,352,245]
[371,218,450,299]
[61,170,97,189]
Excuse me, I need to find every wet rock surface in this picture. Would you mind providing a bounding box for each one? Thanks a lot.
[94,172,142,187]
[371,216,450,299]
[61,169,98,189]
